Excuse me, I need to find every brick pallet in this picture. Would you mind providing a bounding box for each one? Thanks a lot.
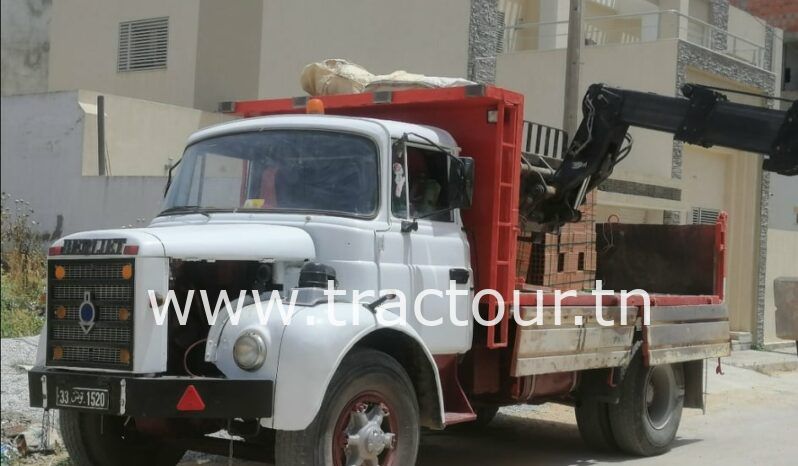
[517,192,596,291]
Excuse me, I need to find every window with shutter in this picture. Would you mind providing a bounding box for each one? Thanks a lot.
[117,17,168,72]
[691,207,721,225]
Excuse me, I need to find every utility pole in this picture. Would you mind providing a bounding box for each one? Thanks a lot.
[563,0,582,138]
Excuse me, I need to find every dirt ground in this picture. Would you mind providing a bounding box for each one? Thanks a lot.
[3,339,796,466]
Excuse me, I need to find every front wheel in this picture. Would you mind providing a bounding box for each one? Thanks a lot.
[609,358,685,456]
[275,348,420,466]
[59,411,185,465]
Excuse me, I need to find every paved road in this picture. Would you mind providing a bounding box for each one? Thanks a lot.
[176,361,798,466]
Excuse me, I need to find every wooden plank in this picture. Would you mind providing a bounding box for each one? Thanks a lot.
[512,350,630,376]
[515,326,634,358]
[648,342,731,366]
[646,321,730,348]
[647,304,728,323]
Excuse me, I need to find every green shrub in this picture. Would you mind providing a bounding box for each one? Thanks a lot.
[1,193,46,338]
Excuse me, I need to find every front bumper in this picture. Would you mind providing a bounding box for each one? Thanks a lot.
[28,367,273,418]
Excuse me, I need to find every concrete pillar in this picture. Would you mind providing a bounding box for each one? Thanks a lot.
[468,0,502,83]
[709,0,730,51]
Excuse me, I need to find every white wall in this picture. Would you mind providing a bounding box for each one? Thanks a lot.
[1,91,233,238]
[257,0,471,98]
[1,92,165,237]
[770,174,798,232]
[1,0,51,96]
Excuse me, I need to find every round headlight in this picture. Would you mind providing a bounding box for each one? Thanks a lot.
[233,332,266,371]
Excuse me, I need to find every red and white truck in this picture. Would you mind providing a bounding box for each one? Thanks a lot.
[29,84,796,465]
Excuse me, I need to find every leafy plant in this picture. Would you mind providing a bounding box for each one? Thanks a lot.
[1,193,46,337]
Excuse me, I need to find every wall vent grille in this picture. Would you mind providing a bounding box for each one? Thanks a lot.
[691,207,721,225]
[118,17,168,72]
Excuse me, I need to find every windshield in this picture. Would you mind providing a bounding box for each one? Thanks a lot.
[162,130,379,217]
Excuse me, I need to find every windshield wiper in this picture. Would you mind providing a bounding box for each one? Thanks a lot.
[158,205,211,218]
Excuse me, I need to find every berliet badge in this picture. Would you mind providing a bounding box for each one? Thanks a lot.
[78,291,96,335]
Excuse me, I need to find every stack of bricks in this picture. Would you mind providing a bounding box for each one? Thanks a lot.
[517,191,597,291]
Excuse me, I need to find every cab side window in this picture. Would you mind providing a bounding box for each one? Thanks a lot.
[391,144,452,222]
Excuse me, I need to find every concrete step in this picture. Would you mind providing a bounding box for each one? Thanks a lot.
[725,348,798,375]
[730,331,752,351]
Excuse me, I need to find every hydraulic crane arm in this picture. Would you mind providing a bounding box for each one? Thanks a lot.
[522,83,798,228]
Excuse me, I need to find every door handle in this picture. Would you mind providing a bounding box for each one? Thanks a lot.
[449,268,470,284]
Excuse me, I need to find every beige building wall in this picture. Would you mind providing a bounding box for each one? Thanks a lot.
[48,0,202,108]
[193,0,263,111]
[76,91,233,177]
[680,68,768,333]
[496,39,679,186]
[257,0,471,98]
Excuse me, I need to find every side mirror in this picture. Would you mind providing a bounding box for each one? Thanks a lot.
[448,157,475,210]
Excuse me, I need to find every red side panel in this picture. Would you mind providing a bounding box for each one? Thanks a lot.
[234,86,524,349]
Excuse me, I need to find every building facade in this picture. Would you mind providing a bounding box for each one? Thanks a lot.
[483,0,791,345]
[1,0,794,344]
[44,0,472,111]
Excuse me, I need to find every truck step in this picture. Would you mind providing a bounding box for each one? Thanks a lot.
[444,412,477,425]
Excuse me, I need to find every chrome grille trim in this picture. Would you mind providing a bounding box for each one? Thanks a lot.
[50,284,132,301]
[51,325,131,343]
[61,345,121,365]
[47,259,134,369]
[57,305,125,322]
[54,262,127,280]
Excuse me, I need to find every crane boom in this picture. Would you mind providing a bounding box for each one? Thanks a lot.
[522,83,798,227]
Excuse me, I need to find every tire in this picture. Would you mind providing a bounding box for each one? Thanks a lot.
[59,411,186,466]
[575,398,617,452]
[608,357,685,456]
[473,405,499,428]
[275,348,420,466]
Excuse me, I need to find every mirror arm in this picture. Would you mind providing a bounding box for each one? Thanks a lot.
[401,219,419,233]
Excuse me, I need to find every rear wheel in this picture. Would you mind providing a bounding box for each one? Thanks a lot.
[575,398,617,452]
[275,348,420,466]
[609,358,685,456]
[59,411,185,466]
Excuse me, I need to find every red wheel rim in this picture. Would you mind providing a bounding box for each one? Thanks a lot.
[332,391,399,466]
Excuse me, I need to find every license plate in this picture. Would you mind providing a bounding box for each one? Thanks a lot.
[55,386,109,410]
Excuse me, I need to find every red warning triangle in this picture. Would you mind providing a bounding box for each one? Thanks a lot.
[176,385,206,411]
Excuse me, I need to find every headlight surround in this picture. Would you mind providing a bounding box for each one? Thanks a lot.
[233,331,267,371]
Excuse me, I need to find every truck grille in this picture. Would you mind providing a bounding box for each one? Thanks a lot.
[47,259,135,370]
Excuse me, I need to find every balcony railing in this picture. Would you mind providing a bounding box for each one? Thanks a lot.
[502,10,769,70]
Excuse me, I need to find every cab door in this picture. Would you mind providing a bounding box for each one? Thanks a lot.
[376,141,472,354]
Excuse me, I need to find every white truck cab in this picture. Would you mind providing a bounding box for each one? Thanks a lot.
[31,114,474,465]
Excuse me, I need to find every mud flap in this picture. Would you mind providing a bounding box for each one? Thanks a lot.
[682,359,704,410]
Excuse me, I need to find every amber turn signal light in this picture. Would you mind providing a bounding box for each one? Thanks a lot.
[52,346,64,360]
[54,265,66,280]
[121,264,133,280]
